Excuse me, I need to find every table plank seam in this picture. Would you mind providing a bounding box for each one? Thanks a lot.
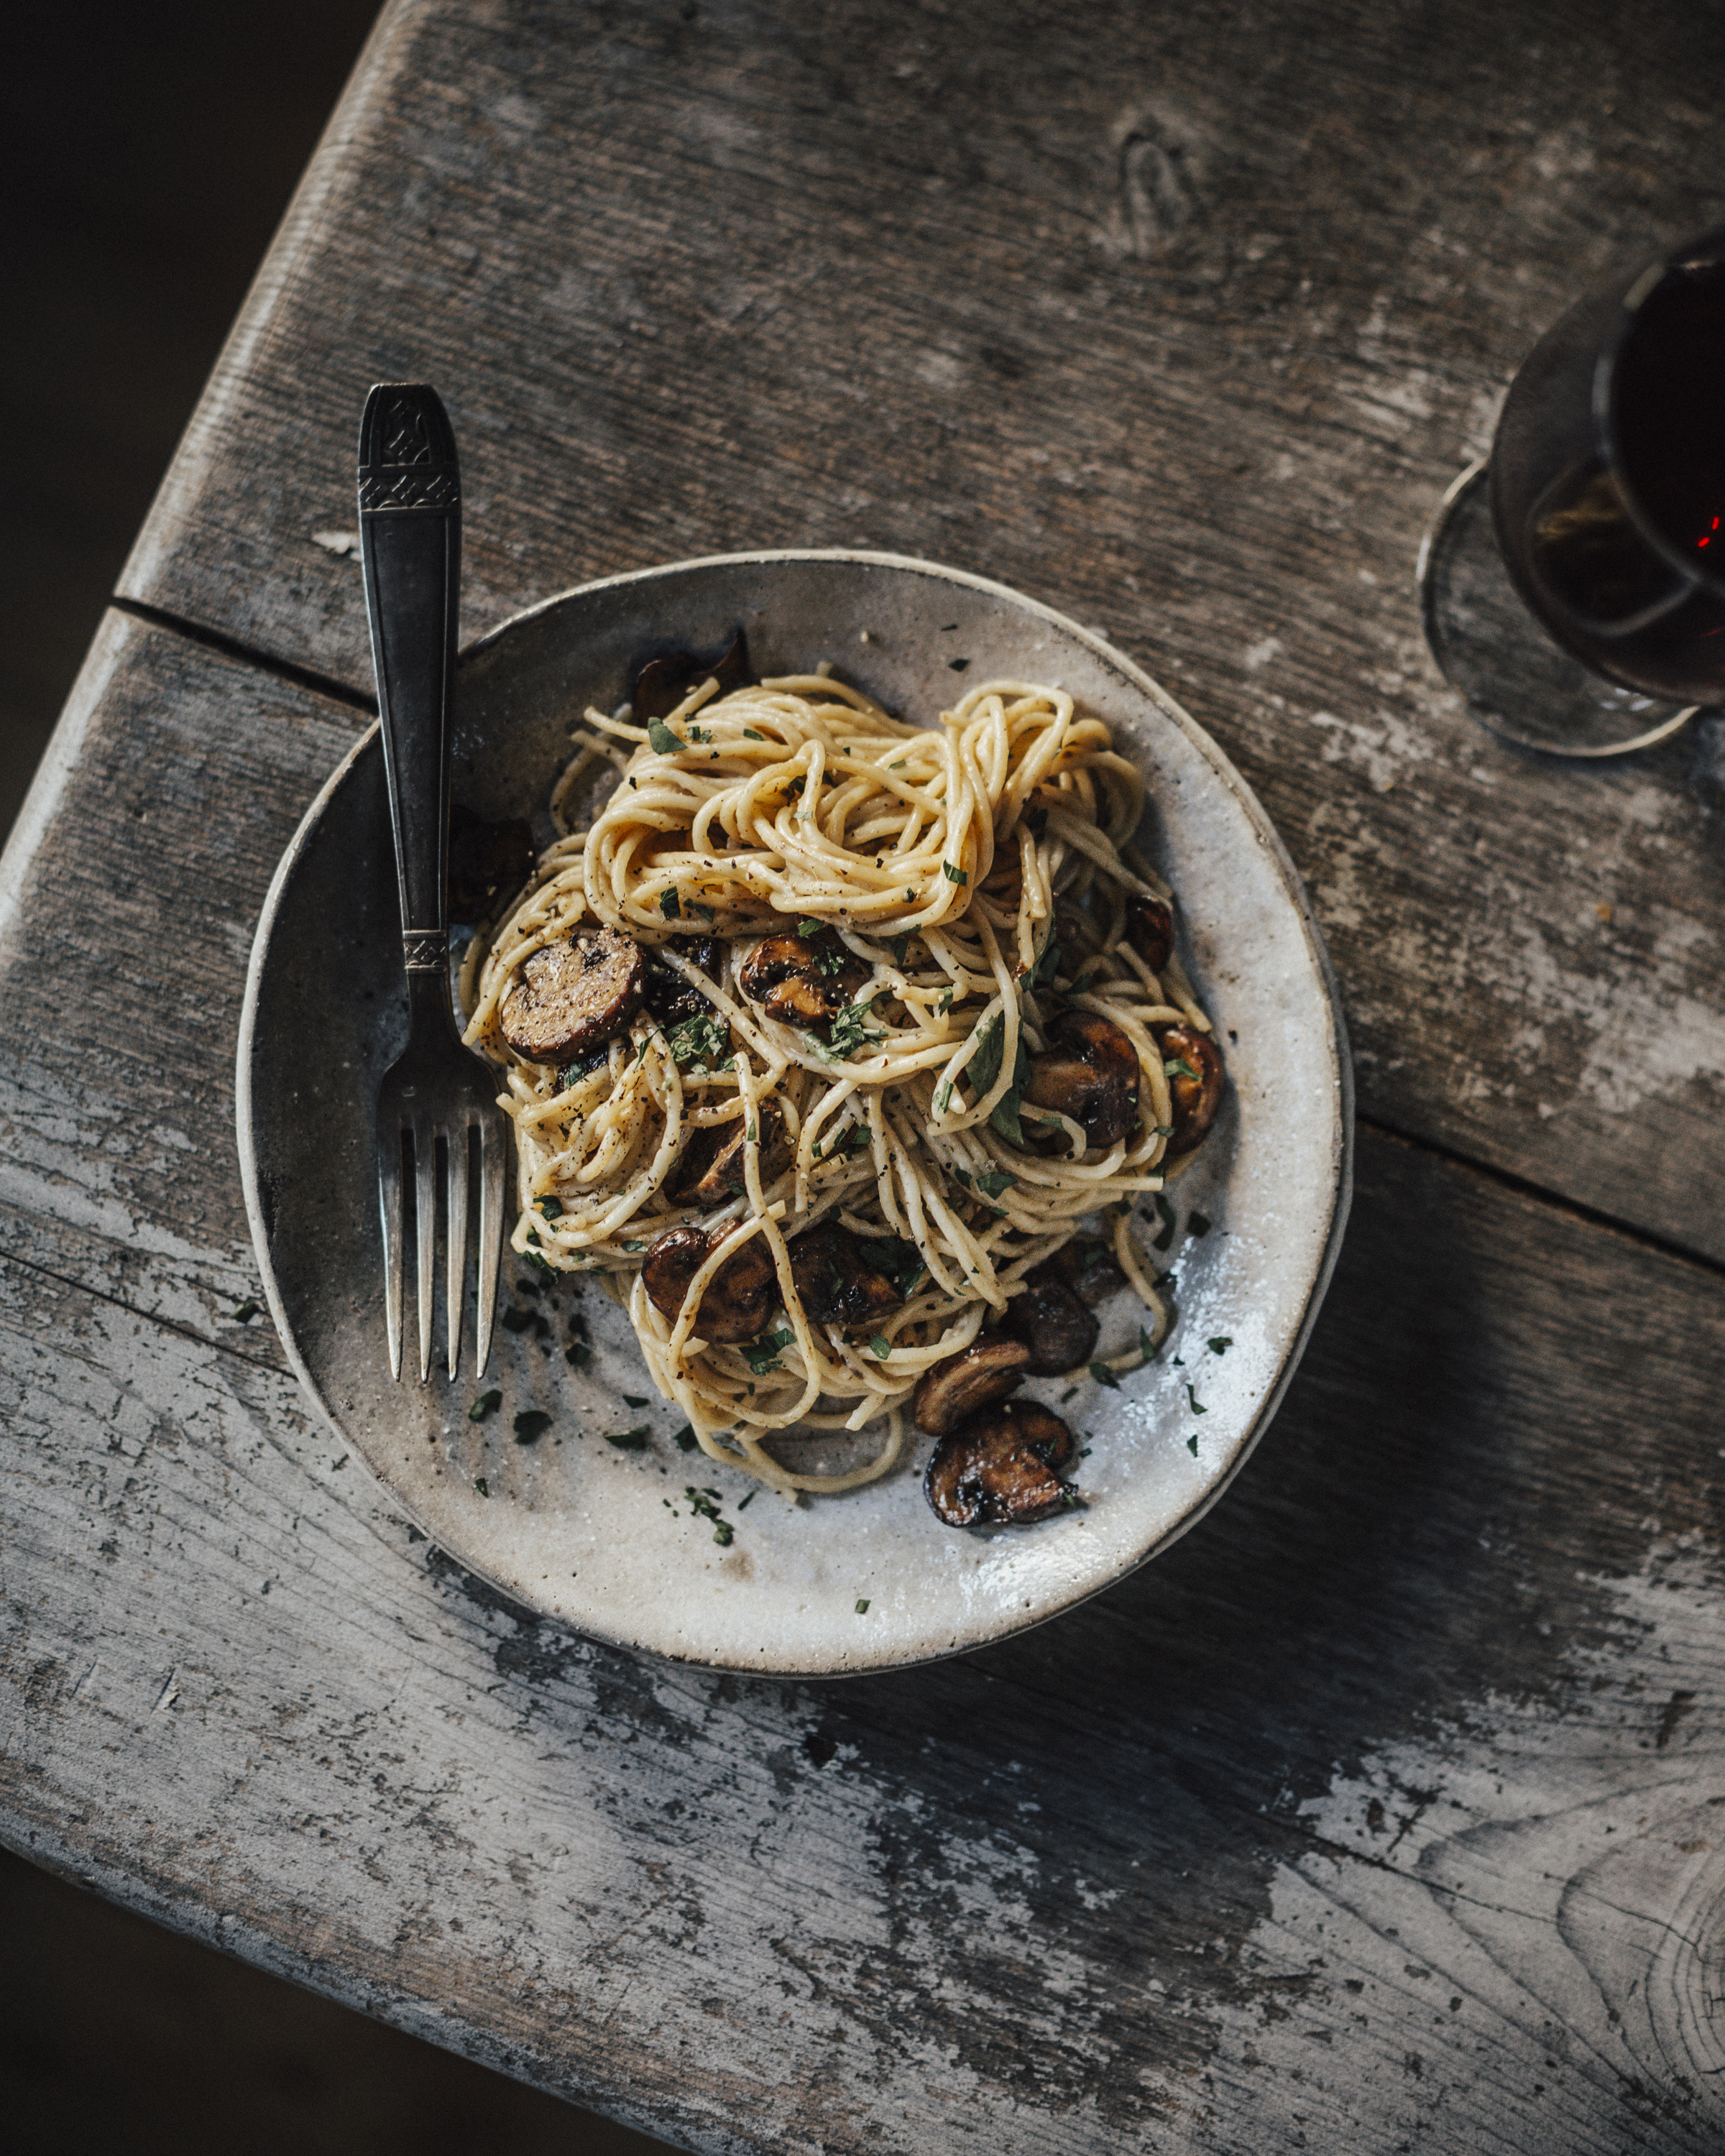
[0,1233,287,1380]
[1357,1111,1725,1286]
[113,596,376,718]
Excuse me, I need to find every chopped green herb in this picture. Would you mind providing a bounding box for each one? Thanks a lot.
[1088,1360,1122,1391]
[558,1042,610,1090]
[934,1079,952,1115]
[823,995,881,1061]
[469,1388,502,1422]
[536,1194,564,1220]
[565,1342,592,1369]
[666,1010,730,1068]
[796,917,827,939]
[1207,1335,1233,1355]
[474,1476,491,1497]
[855,1598,870,1614]
[229,1298,259,1324]
[1060,1385,1080,1404]
[744,727,765,740]
[1150,1193,1177,1252]
[687,897,716,921]
[889,934,911,969]
[937,986,954,1015]
[1188,1211,1213,1238]
[888,760,906,771]
[689,725,711,745]
[856,1237,926,1301]
[646,717,682,753]
[623,1393,650,1407]
[743,1328,797,1376]
[522,1245,557,1279]
[622,1240,647,1253]
[1186,1434,1200,1457]
[500,1306,537,1334]
[1185,1386,1208,1415]
[1164,1057,1200,1082]
[870,1333,892,1360]
[948,657,970,673]
[604,1426,652,1450]
[737,1488,757,1509]
[942,860,967,885]
[1030,934,1062,987]
[975,1170,1016,1199]
[672,1424,699,1453]
[969,1011,1006,1093]
[513,1411,552,1445]
[660,887,682,921]
[990,1089,1026,1146]
[1138,1325,1159,1363]
[712,1519,735,1547]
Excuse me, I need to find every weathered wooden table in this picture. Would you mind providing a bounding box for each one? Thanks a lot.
[6,2,1724,2147]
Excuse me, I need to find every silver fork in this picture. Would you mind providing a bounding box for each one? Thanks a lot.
[358,383,506,1381]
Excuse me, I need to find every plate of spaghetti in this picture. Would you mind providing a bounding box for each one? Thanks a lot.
[239,551,1351,1675]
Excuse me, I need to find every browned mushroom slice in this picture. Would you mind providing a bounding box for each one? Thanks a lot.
[738,931,868,1026]
[911,1337,1031,1435]
[1023,1009,1139,1148]
[1156,1024,1225,1153]
[499,926,644,1064]
[790,1222,901,1329]
[924,1400,1077,1529]
[1004,1273,1100,1376]
[632,627,753,722]
[1124,892,1174,975]
[640,1225,776,1344]
[448,806,534,923]
[643,936,722,1024]
[692,1100,792,1207]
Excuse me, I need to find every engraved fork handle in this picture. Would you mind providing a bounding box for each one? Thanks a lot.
[357,383,461,990]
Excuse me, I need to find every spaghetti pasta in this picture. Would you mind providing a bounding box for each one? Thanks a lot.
[461,667,1218,1498]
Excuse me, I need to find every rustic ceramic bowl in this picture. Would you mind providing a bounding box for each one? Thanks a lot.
[238,551,1351,1676]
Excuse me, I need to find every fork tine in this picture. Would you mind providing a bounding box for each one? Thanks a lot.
[446,1121,469,1380]
[378,1121,404,1382]
[414,1116,438,1382]
[476,1108,506,1376]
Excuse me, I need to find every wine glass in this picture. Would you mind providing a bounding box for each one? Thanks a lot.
[1420,225,1725,757]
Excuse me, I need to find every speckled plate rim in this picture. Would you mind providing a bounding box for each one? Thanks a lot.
[238,548,1353,1677]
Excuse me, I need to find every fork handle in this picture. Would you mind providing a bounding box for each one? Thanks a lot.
[357,384,461,992]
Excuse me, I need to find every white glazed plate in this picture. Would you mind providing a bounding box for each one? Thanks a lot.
[237,551,1352,1677]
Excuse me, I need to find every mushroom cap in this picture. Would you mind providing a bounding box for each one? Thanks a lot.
[739,931,868,1026]
[1157,1023,1225,1153]
[640,1225,776,1344]
[499,926,644,1064]
[687,1100,791,1208]
[790,1222,901,1328]
[1004,1273,1100,1376]
[1124,893,1174,974]
[911,1337,1031,1435]
[924,1400,1077,1528]
[1024,1008,1140,1149]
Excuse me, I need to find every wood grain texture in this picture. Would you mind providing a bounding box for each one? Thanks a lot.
[116,0,1725,1261]
[1,623,1724,2148]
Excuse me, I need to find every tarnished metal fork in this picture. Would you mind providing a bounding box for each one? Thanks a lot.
[359,383,506,1380]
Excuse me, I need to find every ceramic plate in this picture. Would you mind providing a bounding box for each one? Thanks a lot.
[238,551,1351,1676]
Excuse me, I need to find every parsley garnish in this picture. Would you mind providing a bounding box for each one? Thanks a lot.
[474,1476,491,1497]
[1138,1325,1159,1363]
[623,1393,650,1407]
[796,918,826,938]
[660,888,682,921]
[469,1389,501,1422]
[536,1194,564,1220]
[1088,1360,1121,1390]
[646,717,681,754]
[942,860,967,885]
[1150,1194,1177,1252]
[558,1043,610,1090]
[1189,1211,1213,1238]
[744,727,765,740]
[743,1329,796,1376]
[513,1411,551,1445]
[890,934,911,969]
[975,1169,1016,1199]
[500,1306,537,1334]
[1185,1385,1208,1415]
[604,1426,652,1450]
[229,1298,259,1323]
[1164,1057,1200,1082]
[855,1598,870,1614]
[685,1486,735,1545]
[969,1012,1006,1092]
[672,1424,699,1453]
[870,1334,892,1360]
[823,995,880,1061]
[1207,1335,1232,1355]
[666,1010,730,1067]
[1187,1434,1200,1457]
[1030,934,1062,987]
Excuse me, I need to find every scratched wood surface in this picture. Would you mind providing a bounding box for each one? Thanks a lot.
[6,1,1725,2150]
[4,617,1725,2150]
[118,0,1725,1263]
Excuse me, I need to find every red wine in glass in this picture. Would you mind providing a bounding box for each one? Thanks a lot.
[1422,228,1725,755]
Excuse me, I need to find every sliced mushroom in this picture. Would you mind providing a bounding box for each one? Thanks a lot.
[671,1100,792,1207]
[739,929,868,1026]
[632,627,753,722]
[1023,1009,1140,1148]
[1004,1273,1100,1376]
[640,1224,776,1344]
[911,1337,1031,1435]
[924,1400,1077,1529]
[1124,893,1174,975]
[643,936,722,1025]
[448,806,534,923]
[1156,1024,1225,1154]
[500,926,644,1064]
[790,1222,901,1328]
